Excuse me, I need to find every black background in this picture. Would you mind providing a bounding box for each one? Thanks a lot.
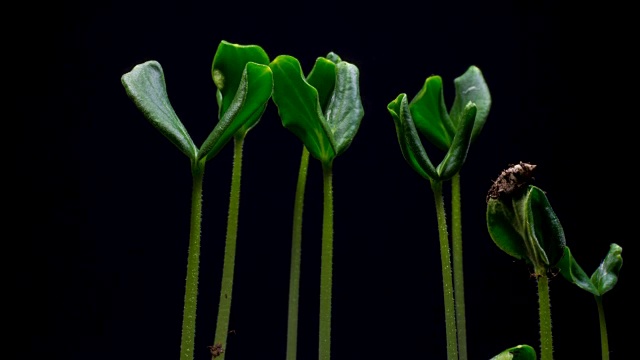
[21,1,636,359]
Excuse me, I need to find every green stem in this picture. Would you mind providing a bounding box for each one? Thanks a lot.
[286,146,310,360]
[213,136,245,359]
[450,174,467,360]
[180,161,206,360]
[319,161,334,360]
[595,296,609,360]
[537,273,553,360]
[431,180,458,360]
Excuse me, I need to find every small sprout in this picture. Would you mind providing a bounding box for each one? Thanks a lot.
[486,169,565,360]
[557,245,624,296]
[557,243,623,359]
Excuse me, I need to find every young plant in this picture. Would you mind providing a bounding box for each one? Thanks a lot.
[557,243,623,360]
[269,52,364,360]
[387,66,491,360]
[486,163,566,360]
[208,41,273,360]
[120,40,273,360]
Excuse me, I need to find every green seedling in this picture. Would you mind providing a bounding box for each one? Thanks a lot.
[120,39,627,360]
[208,41,273,360]
[121,40,273,360]
[557,243,623,360]
[486,163,566,360]
[269,52,364,360]
[387,66,491,360]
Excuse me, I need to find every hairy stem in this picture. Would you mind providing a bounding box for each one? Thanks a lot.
[180,161,205,360]
[286,146,310,360]
[213,136,245,359]
[451,174,467,360]
[537,273,553,360]
[319,161,334,360]
[595,296,609,360]
[431,180,458,360]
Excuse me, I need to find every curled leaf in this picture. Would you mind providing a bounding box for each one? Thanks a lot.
[306,57,336,111]
[436,101,477,180]
[325,61,364,156]
[387,94,438,180]
[591,243,623,295]
[270,53,364,165]
[450,65,491,142]
[198,62,273,161]
[409,75,453,150]
[558,243,623,296]
[388,65,490,182]
[487,185,566,273]
[270,55,335,163]
[212,40,270,120]
[556,246,599,295]
[121,60,197,160]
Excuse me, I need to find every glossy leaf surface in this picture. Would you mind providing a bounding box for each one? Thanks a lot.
[212,41,270,120]
[526,185,566,267]
[409,75,454,150]
[270,53,364,165]
[270,55,335,163]
[325,61,364,156]
[121,60,197,160]
[490,345,537,360]
[487,185,566,272]
[558,243,623,296]
[387,94,438,180]
[591,243,623,295]
[450,65,492,142]
[556,246,599,295]
[199,62,273,161]
[388,65,489,182]
[306,57,336,111]
[436,101,477,180]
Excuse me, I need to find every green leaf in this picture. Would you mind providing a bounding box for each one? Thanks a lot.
[559,243,623,296]
[270,53,363,164]
[270,55,335,164]
[436,101,477,180]
[487,185,566,272]
[591,243,623,295]
[212,40,270,120]
[557,246,600,295]
[306,57,336,112]
[450,65,491,142]
[409,75,454,150]
[324,61,364,156]
[121,60,197,160]
[198,63,273,161]
[487,197,529,261]
[490,345,537,360]
[526,186,566,268]
[387,94,438,180]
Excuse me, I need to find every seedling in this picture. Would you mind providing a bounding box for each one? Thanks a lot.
[387,65,491,360]
[121,40,273,360]
[120,41,626,360]
[557,243,623,360]
[270,51,364,360]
